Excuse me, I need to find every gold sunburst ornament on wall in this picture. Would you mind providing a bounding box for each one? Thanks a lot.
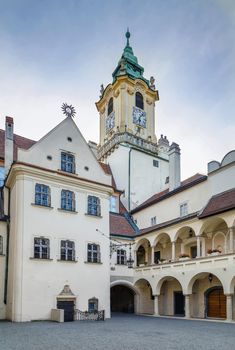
[61,103,76,118]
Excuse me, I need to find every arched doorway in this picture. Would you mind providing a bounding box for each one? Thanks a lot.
[206,287,226,319]
[111,285,135,313]
[187,272,226,319]
[157,277,184,316]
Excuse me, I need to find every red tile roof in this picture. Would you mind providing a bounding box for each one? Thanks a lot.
[131,173,207,214]
[0,129,36,161]
[199,188,235,219]
[110,213,136,237]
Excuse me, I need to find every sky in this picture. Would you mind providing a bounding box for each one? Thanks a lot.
[0,0,234,179]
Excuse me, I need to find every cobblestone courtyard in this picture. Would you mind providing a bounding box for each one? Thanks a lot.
[0,314,235,350]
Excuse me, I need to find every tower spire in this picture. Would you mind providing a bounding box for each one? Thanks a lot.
[126,28,130,47]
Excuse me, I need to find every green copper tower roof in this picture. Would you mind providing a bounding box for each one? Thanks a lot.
[112,30,149,85]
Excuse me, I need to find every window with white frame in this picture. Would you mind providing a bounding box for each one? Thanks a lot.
[110,196,117,213]
[180,202,188,217]
[0,235,3,254]
[87,196,101,216]
[61,152,75,173]
[61,240,75,261]
[87,243,101,263]
[61,190,75,211]
[35,183,51,207]
[34,238,50,259]
[117,249,126,265]
[151,216,157,226]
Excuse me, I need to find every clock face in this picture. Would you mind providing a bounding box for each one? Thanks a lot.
[132,106,146,128]
[106,111,115,132]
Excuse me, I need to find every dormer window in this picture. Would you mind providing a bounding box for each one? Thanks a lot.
[108,97,113,115]
[135,92,144,110]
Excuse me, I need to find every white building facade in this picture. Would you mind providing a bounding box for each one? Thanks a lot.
[0,31,234,323]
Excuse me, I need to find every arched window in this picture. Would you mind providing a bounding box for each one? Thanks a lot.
[135,92,144,110]
[108,98,113,115]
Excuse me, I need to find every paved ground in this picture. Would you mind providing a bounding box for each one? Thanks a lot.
[0,314,235,350]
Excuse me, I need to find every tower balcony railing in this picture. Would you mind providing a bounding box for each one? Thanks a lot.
[97,132,158,160]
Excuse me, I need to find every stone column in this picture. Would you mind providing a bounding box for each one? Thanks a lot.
[184,294,191,318]
[153,295,160,316]
[201,237,206,257]
[226,294,233,322]
[172,241,176,261]
[229,228,234,253]
[134,250,137,267]
[151,246,155,265]
[196,236,201,258]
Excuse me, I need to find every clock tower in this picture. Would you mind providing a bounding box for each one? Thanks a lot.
[96,30,170,210]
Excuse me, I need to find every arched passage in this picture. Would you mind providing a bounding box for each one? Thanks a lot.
[187,272,226,319]
[110,281,138,314]
[134,278,154,315]
[156,276,184,316]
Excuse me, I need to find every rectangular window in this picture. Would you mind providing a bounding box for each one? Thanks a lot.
[61,240,75,261]
[153,159,159,167]
[180,202,188,217]
[0,236,3,255]
[61,190,75,211]
[87,196,101,216]
[61,152,75,173]
[88,298,98,312]
[35,184,51,207]
[117,249,126,265]
[151,216,157,226]
[154,251,161,264]
[34,237,50,259]
[87,243,101,263]
[110,196,117,213]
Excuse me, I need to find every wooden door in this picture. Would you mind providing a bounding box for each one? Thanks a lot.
[57,300,74,322]
[207,288,226,318]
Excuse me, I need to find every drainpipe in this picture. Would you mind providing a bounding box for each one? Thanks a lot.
[128,148,132,212]
[4,186,10,304]
[118,144,132,212]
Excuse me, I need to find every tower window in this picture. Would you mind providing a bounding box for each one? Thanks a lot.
[108,97,113,116]
[135,92,144,110]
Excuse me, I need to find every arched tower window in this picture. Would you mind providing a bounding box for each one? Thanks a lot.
[108,98,113,115]
[135,92,144,110]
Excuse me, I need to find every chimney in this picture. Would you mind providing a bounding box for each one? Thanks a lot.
[168,142,181,191]
[5,116,14,177]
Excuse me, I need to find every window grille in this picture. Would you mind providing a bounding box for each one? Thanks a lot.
[87,196,101,216]
[87,243,101,263]
[34,238,50,259]
[61,152,75,173]
[117,249,127,265]
[61,240,75,261]
[61,190,75,211]
[35,184,51,207]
